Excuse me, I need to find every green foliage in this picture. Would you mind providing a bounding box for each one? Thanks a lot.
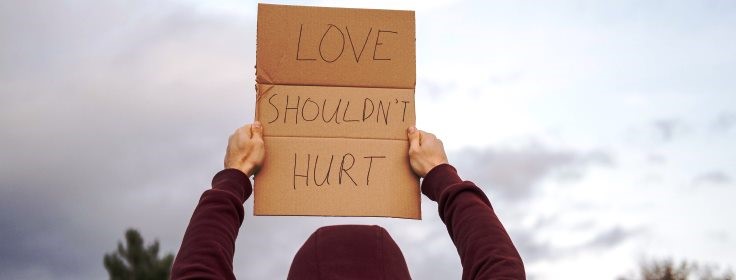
[618,258,734,280]
[103,228,174,280]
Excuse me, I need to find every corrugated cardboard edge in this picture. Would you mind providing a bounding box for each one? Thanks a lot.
[254,3,420,220]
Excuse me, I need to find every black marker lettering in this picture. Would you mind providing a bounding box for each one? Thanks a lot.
[267,93,279,124]
[296,24,316,61]
[284,95,300,124]
[293,153,310,189]
[339,153,357,186]
[362,98,374,121]
[373,30,398,61]
[301,97,319,121]
[401,100,410,122]
[322,98,342,124]
[342,100,359,122]
[363,156,386,185]
[346,26,372,63]
[376,100,391,124]
[313,155,334,186]
[319,24,345,63]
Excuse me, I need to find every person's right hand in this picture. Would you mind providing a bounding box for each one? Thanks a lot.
[407,126,449,178]
[224,121,265,177]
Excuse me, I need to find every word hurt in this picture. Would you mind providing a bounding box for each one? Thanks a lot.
[292,153,386,189]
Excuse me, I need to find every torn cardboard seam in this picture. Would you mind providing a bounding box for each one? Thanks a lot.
[264,136,410,142]
[256,82,416,90]
[255,84,274,103]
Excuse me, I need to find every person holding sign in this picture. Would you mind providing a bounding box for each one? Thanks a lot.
[171,122,525,279]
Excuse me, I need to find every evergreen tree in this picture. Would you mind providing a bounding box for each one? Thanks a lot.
[103,228,174,280]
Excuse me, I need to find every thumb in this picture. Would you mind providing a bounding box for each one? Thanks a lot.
[251,121,263,139]
[407,126,420,148]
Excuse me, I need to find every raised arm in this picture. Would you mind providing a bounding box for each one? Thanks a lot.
[171,122,265,280]
[407,127,525,280]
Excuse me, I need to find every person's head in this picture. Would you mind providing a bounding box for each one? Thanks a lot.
[288,225,411,280]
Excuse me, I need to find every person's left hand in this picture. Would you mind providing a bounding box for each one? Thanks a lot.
[224,121,265,176]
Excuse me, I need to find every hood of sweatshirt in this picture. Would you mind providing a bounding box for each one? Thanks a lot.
[287,225,411,280]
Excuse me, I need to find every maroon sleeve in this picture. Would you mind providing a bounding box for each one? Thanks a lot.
[171,169,252,280]
[422,164,525,280]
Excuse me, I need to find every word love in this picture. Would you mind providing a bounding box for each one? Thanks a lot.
[296,23,399,63]
[292,153,386,189]
[265,93,411,125]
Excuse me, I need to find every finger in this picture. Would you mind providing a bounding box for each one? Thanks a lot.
[407,126,420,149]
[419,131,434,146]
[240,124,253,140]
[251,121,263,139]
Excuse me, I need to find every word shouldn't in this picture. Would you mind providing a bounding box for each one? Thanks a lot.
[292,153,386,189]
[266,93,410,125]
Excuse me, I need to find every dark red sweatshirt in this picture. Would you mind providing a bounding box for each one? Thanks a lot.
[171,164,525,279]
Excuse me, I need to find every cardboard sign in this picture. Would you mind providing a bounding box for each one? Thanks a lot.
[254,4,419,219]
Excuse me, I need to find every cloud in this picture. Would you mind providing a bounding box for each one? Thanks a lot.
[647,153,667,165]
[416,78,459,99]
[0,192,90,279]
[1,0,257,278]
[692,171,732,187]
[707,230,730,243]
[509,229,554,262]
[712,112,736,132]
[584,227,639,249]
[451,144,613,200]
[625,119,691,147]
[652,119,687,142]
[509,223,640,264]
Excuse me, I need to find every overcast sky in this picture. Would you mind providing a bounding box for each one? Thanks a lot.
[1,0,735,279]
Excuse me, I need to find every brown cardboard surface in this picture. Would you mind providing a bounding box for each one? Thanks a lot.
[254,3,419,219]
[256,84,415,140]
[254,137,420,219]
[256,3,415,89]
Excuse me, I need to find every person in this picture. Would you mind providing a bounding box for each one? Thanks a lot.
[171,121,525,279]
